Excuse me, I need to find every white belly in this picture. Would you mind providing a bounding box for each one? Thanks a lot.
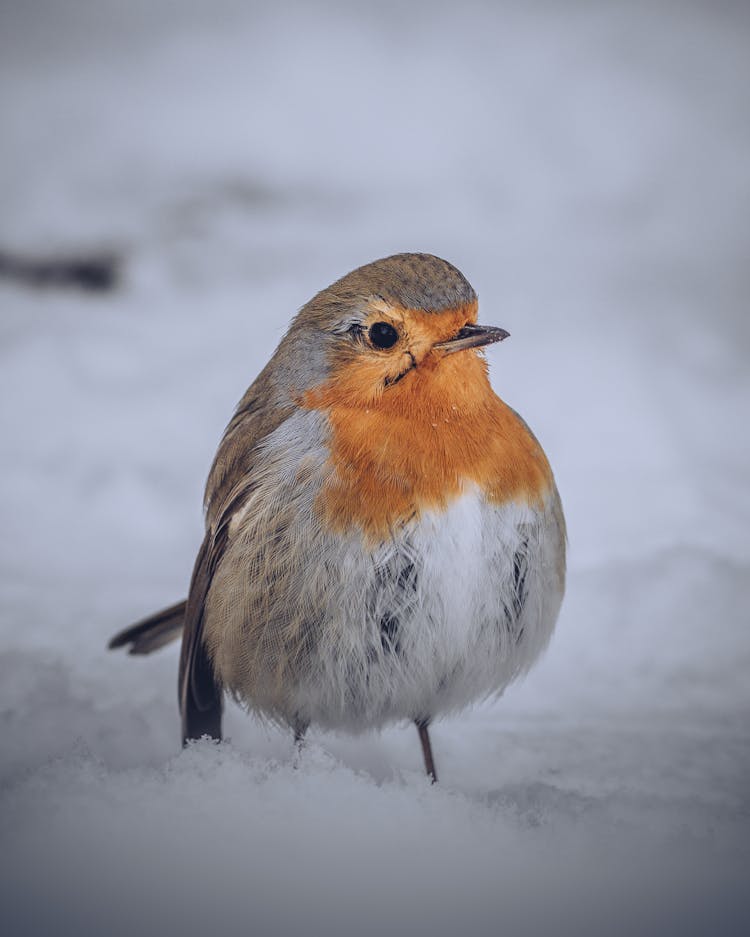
[283,488,565,731]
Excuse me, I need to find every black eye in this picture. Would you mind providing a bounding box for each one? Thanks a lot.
[369,321,399,349]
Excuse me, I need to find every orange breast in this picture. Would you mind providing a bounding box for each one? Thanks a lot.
[303,350,553,541]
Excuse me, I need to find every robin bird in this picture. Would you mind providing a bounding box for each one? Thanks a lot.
[109,253,566,782]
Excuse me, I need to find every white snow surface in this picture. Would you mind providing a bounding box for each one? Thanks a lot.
[1,2,749,935]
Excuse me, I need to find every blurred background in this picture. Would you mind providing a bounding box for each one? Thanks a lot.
[1,2,749,935]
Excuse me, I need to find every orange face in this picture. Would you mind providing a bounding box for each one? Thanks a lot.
[302,299,553,541]
[310,299,481,408]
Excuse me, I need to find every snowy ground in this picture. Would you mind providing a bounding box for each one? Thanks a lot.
[1,2,749,935]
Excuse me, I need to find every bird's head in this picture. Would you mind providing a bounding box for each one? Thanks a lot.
[287,253,508,411]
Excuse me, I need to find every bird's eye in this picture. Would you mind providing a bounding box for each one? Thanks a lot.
[369,321,399,349]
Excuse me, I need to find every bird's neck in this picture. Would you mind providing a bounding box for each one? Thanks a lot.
[303,352,554,541]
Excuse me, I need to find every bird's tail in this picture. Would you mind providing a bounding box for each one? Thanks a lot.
[108,599,186,655]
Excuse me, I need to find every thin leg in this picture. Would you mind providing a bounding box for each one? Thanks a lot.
[292,722,308,767]
[415,719,438,783]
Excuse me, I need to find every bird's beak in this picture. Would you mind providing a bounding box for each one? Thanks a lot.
[433,324,510,355]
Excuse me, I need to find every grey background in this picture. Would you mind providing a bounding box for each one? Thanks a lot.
[1,2,749,935]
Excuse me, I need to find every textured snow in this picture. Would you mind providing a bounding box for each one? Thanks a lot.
[1,2,749,935]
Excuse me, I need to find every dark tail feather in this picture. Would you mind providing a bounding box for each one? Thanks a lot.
[108,600,187,655]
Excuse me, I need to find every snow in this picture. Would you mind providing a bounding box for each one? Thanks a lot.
[1,1,749,935]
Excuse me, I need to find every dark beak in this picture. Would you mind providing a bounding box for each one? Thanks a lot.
[434,324,510,355]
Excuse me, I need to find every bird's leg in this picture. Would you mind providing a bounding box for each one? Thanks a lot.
[292,721,308,768]
[415,719,438,783]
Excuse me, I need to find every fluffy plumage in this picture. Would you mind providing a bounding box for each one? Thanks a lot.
[109,253,566,779]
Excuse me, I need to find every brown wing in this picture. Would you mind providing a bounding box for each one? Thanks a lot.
[178,476,256,743]
[108,326,298,743]
[178,530,223,742]
[178,375,294,744]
